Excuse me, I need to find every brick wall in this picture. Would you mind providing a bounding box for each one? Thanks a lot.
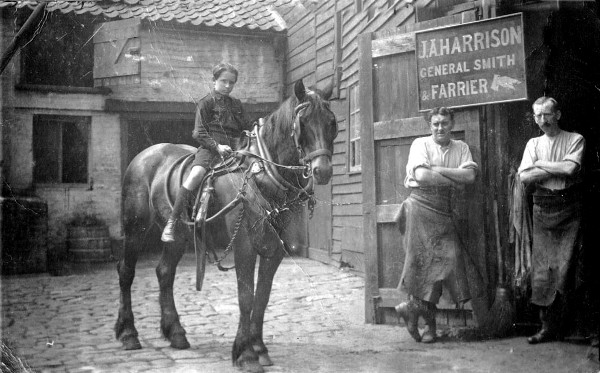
[7,92,122,252]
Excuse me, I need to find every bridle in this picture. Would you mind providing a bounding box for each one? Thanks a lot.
[291,100,333,178]
[227,96,335,206]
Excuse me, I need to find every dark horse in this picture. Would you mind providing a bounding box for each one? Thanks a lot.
[115,80,337,372]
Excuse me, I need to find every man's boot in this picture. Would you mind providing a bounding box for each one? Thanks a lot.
[420,300,437,344]
[395,300,422,342]
[527,307,556,344]
[161,187,194,243]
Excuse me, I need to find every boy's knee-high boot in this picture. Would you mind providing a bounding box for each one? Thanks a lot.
[161,187,194,243]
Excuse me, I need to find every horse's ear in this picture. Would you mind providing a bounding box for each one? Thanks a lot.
[294,80,306,101]
[321,79,334,101]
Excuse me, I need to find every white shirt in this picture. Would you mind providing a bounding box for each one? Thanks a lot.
[518,130,584,190]
[404,136,478,188]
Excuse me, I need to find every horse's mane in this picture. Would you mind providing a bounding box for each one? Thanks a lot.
[236,85,332,173]
[236,95,295,152]
[263,95,297,146]
[262,86,330,154]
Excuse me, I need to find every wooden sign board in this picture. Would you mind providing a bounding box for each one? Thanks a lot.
[416,13,527,111]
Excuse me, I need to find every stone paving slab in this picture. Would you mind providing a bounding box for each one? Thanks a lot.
[1,252,598,373]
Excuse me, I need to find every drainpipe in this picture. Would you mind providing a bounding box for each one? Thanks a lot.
[0,3,47,75]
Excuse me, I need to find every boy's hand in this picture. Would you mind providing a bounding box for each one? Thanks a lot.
[217,144,232,157]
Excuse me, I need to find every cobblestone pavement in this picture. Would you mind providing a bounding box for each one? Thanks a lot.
[1,252,598,373]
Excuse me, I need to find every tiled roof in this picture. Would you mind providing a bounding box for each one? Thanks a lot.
[2,0,291,32]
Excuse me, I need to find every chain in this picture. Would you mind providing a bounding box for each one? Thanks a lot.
[208,201,244,271]
[307,195,316,218]
[205,168,252,271]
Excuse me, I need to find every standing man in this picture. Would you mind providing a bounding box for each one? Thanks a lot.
[518,96,585,344]
[395,107,479,343]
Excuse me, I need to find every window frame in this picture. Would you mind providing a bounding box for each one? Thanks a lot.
[346,83,362,174]
[33,115,92,187]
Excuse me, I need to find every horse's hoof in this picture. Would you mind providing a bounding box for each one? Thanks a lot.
[257,352,273,366]
[170,333,190,349]
[236,359,264,373]
[122,335,142,350]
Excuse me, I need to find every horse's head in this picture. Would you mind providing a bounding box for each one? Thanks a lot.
[291,79,338,185]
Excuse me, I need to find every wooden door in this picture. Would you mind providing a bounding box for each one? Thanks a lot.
[360,14,489,325]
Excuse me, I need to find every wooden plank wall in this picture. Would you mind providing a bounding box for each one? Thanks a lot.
[102,20,284,105]
[279,0,438,270]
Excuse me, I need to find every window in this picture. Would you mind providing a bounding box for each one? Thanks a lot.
[347,84,361,173]
[33,115,90,184]
[19,10,96,87]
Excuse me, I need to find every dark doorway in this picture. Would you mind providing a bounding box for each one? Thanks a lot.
[505,3,600,339]
[126,118,195,166]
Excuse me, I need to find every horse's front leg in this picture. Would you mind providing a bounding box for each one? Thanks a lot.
[156,240,190,349]
[251,250,284,367]
[232,236,263,373]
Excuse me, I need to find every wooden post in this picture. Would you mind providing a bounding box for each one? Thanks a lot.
[358,32,379,324]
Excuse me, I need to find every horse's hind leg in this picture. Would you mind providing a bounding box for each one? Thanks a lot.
[115,234,143,350]
[251,251,284,367]
[115,180,151,350]
[156,241,190,349]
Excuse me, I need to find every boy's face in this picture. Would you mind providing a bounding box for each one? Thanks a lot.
[214,71,237,96]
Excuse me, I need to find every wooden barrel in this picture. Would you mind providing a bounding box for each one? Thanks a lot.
[67,225,111,262]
